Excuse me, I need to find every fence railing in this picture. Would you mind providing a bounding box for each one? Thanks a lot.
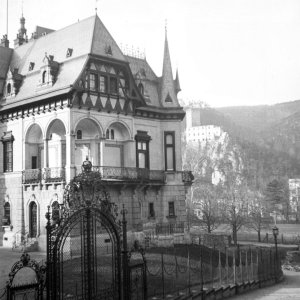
[76,166,166,183]
[144,243,282,299]
[155,222,185,236]
[22,167,66,184]
[237,231,300,245]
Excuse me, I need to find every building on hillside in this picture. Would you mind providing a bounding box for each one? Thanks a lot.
[184,106,223,145]
[0,14,193,250]
[289,179,300,221]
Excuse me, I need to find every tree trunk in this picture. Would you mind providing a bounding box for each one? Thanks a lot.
[232,224,237,246]
[258,230,261,242]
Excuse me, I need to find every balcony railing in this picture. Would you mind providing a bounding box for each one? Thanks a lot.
[43,167,66,183]
[181,170,194,183]
[22,169,42,184]
[22,167,66,184]
[91,166,166,183]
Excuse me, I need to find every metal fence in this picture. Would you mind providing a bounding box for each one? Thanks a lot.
[144,243,282,299]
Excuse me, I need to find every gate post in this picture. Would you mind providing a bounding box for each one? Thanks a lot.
[45,206,51,300]
[122,205,130,300]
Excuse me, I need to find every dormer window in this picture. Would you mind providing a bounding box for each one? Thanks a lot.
[105,45,112,55]
[6,83,11,95]
[29,62,35,71]
[138,83,144,95]
[66,48,73,58]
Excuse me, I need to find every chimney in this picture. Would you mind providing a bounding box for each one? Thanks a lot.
[0,34,9,48]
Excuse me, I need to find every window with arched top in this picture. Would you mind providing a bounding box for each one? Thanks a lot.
[42,70,47,84]
[111,129,114,140]
[7,83,11,95]
[77,130,82,140]
[29,202,37,238]
[138,83,144,95]
[3,202,10,225]
[106,129,110,139]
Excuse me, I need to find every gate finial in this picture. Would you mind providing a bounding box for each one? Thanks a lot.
[82,158,92,173]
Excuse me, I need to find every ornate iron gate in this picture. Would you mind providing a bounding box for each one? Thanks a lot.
[6,252,46,300]
[46,160,122,300]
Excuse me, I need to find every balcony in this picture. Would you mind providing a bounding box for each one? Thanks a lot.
[82,166,166,184]
[22,167,66,184]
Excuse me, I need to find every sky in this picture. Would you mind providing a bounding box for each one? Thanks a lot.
[1,0,300,108]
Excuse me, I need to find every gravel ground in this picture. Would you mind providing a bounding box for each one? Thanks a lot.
[231,270,300,300]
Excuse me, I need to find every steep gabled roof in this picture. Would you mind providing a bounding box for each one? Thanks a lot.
[125,55,161,107]
[0,15,130,111]
[91,16,126,61]
[0,46,13,96]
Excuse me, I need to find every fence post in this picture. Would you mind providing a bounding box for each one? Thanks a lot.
[219,248,222,287]
[210,245,214,289]
[233,249,237,291]
[246,248,249,283]
[240,248,243,283]
[161,252,165,299]
[200,239,205,300]
[188,246,191,295]
[251,247,253,281]
[226,247,229,285]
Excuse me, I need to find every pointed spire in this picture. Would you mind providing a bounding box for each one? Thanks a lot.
[160,22,179,107]
[14,13,27,48]
[174,68,181,94]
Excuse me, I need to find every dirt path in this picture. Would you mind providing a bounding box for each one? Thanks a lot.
[231,270,300,300]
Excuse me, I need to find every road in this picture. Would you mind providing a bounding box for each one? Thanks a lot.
[231,270,300,300]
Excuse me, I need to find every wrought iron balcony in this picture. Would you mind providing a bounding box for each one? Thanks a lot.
[22,169,42,184]
[22,167,66,184]
[43,167,66,183]
[181,170,194,184]
[76,166,166,183]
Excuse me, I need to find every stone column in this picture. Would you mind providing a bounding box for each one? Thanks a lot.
[43,139,49,168]
[65,132,76,182]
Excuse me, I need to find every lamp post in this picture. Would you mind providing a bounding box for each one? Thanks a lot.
[272,225,279,282]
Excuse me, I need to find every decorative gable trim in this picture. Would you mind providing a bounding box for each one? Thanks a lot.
[4,69,24,98]
[38,53,59,88]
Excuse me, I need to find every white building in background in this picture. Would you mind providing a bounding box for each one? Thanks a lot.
[289,179,300,220]
[184,106,222,145]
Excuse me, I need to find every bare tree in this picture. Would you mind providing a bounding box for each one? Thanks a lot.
[192,183,221,233]
[220,178,249,246]
[246,191,271,242]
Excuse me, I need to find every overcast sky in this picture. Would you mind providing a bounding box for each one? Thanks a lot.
[1,0,300,107]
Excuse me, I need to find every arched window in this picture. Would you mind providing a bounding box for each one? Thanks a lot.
[42,70,47,84]
[138,83,144,95]
[3,202,10,225]
[29,202,37,238]
[111,129,114,140]
[106,129,110,139]
[7,83,11,95]
[77,130,82,140]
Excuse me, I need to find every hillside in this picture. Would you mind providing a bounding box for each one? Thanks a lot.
[194,100,300,184]
[216,100,300,133]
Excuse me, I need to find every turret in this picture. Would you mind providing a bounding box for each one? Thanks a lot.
[14,15,28,48]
